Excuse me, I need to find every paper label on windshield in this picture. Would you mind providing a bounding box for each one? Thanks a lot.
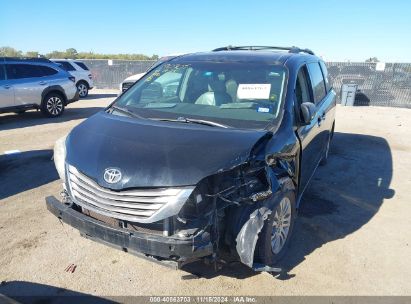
[237,84,271,100]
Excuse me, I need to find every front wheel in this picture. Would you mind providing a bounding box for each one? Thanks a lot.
[41,93,65,117]
[77,82,89,98]
[255,188,296,266]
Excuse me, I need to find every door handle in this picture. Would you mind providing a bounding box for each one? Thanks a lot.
[3,85,11,89]
[321,112,326,120]
[39,81,47,85]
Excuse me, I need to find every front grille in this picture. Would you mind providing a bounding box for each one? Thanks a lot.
[121,81,134,92]
[67,165,193,223]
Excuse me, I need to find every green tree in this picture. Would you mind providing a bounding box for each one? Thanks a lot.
[65,48,78,59]
[0,46,22,57]
[2,46,158,61]
[25,51,39,57]
[46,50,65,58]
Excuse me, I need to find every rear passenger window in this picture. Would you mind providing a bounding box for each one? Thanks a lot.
[307,62,326,104]
[38,66,58,76]
[319,61,331,92]
[74,62,89,70]
[6,64,43,79]
[56,61,76,71]
[0,64,5,80]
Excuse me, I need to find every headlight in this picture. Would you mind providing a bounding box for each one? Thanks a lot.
[54,135,68,181]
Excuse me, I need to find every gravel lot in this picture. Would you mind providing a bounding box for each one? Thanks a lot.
[0,90,410,299]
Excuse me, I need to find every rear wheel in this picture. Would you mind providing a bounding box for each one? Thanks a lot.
[77,81,89,98]
[41,93,65,117]
[255,187,296,266]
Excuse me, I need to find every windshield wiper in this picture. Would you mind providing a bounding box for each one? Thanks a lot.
[109,105,145,119]
[152,117,230,128]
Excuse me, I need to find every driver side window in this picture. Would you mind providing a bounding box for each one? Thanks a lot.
[295,66,312,105]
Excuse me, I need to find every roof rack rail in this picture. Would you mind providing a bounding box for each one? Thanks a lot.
[0,57,53,63]
[212,45,315,55]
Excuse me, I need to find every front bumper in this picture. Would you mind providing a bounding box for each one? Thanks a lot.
[67,90,80,104]
[45,196,213,268]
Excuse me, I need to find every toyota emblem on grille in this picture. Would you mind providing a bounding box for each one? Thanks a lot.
[103,168,122,184]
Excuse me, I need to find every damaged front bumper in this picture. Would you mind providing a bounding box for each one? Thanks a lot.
[45,196,214,269]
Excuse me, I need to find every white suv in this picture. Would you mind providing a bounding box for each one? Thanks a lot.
[0,57,79,117]
[52,59,93,97]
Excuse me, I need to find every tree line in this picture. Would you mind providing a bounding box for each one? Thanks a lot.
[0,46,159,60]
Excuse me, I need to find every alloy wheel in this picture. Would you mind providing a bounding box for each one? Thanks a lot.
[78,83,88,97]
[271,197,292,254]
[46,96,63,116]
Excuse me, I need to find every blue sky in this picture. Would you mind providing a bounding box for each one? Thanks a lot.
[0,0,410,62]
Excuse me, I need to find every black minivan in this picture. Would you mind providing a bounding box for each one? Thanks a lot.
[47,46,336,272]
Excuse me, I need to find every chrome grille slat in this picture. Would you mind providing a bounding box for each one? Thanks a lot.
[75,196,155,220]
[70,177,170,204]
[71,183,164,210]
[69,166,180,197]
[72,189,156,217]
[122,82,133,92]
[67,165,194,223]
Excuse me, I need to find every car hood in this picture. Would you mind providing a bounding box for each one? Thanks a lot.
[66,111,270,189]
[123,73,145,83]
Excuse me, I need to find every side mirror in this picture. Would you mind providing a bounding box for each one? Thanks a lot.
[300,102,316,125]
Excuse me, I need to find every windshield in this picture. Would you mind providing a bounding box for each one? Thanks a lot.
[113,61,287,129]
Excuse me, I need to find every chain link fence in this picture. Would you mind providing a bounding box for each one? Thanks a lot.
[326,62,411,108]
[82,59,155,90]
[83,59,411,108]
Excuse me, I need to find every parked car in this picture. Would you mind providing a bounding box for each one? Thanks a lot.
[0,57,79,117]
[119,54,184,94]
[119,72,145,93]
[46,46,336,272]
[51,59,93,98]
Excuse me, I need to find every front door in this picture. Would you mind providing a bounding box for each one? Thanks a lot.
[295,64,325,194]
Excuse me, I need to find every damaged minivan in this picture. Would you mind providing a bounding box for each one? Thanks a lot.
[46,46,336,272]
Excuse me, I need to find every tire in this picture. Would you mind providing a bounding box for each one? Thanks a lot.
[254,186,296,266]
[41,93,65,117]
[77,81,89,98]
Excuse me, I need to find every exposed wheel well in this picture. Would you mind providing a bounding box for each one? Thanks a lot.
[76,80,89,88]
[42,89,67,104]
